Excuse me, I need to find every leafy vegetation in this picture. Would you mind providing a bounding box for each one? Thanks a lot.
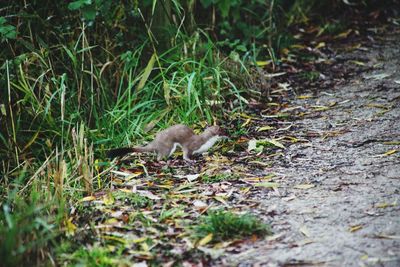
[195,210,272,242]
[0,0,396,265]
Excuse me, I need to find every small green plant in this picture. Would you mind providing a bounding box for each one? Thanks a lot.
[0,189,62,266]
[201,173,239,183]
[112,191,153,208]
[60,246,125,267]
[301,71,320,82]
[195,210,271,242]
[0,17,16,42]
[159,205,185,222]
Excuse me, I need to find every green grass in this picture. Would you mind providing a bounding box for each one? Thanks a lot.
[201,173,239,183]
[195,210,272,242]
[58,246,128,267]
[0,185,63,266]
[301,70,320,82]
[112,191,153,208]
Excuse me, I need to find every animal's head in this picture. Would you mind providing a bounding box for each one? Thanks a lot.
[205,125,227,137]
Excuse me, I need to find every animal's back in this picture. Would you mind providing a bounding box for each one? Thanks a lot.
[154,124,194,143]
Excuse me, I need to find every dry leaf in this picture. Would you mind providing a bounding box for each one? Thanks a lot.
[186,174,201,182]
[254,182,279,188]
[198,233,213,246]
[299,226,311,237]
[79,195,96,202]
[257,126,274,132]
[349,225,363,232]
[294,184,315,189]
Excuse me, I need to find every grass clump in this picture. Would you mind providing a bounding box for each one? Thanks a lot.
[112,191,153,209]
[0,189,62,266]
[201,173,239,183]
[195,210,271,242]
[58,246,127,267]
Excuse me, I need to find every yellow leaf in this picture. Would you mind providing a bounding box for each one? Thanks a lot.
[256,60,272,66]
[376,201,396,208]
[349,225,363,232]
[198,233,213,246]
[133,237,147,243]
[315,42,325,49]
[65,217,77,236]
[383,141,400,145]
[349,60,366,66]
[297,95,313,99]
[294,184,315,189]
[335,29,352,39]
[383,149,398,156]
[241,118,252,127]
[103,193,115,205]
[254,182,279,188]
[79,195,96,202]
[367,103,390,109]
[360,255,369,260]
[104,218,119,225]
[311,105,329,111]
[257,126,274,132]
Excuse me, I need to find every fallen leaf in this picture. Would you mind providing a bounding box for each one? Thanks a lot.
[294,184,315,189]
[383,141,400,145]
[364,73,391,80]
[241,118,252,127]
[257,125,274,132]
[247,139,258,152]
[254,182,279,188]
[383,149,398,156]
[186,174,200,182]
[65,217,77,236]
[349,225,363,232]
[198,233,213,246]
[375,201,396,208]
[103,193,115,205]
[335,29,352,39]
[315,42,325,49]
[299,226,311,237]
[193,200,208,210]
[349,60,366,66]
[264,138,285,149]
[79,195,96,202]
[297,95,313,99]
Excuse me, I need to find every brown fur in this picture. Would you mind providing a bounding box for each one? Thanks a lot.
[107,124,223,161]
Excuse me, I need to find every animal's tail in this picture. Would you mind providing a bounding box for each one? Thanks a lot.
[106,146,154,158]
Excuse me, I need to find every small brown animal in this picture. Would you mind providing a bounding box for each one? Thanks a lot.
[107,124,224,161]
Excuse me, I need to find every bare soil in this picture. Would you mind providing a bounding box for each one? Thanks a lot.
[226,28,400,266]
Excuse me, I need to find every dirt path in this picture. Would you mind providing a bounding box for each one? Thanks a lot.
[228,31,400,266]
